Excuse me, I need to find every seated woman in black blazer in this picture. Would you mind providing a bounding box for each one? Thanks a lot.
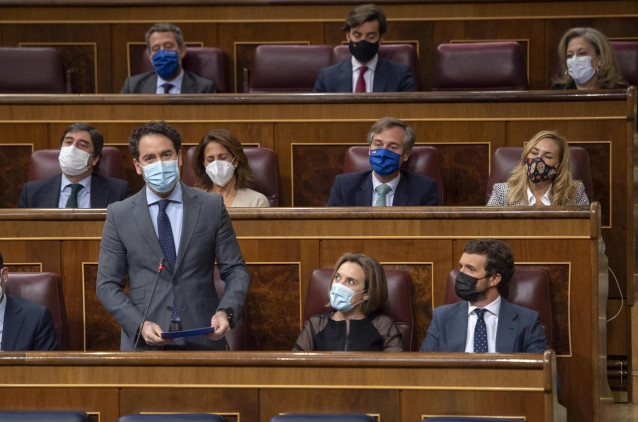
[293,253,404,352]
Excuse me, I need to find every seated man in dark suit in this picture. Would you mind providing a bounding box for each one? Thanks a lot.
[0,252,58,351]
[327,117,439,206]
[313,4,416,93]
[18,122,131,208]
[420,239,549,353]
[121,23,216,94]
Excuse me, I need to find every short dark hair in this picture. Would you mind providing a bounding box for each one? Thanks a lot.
[59,122,104,157]
[128,121,182,160]
[343,4,387,36]
[463,239,514,295]
[329,253,388,316]
[145,22,184,50]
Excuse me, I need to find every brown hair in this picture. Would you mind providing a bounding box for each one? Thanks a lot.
[329,253,388,316]
[343,4,387,36]
[463,239,514,296]
[192,129,253,191]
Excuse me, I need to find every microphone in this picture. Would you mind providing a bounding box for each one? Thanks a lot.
[133,257,166,351]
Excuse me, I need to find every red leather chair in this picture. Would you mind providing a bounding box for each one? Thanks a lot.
[344,145,445,205]
[303,268,416,351]
[432,42,527,91]
[485,146,593,204]
[27,147,127,181]
[5,272,69,350]
[139,47,228,93]
[213,268,252,351]
[332,44,421,90]
[181,146,280,207]
[0,47,70,93]
[610,41,638,86]
[245,44,332,93]
[444,268,555,350]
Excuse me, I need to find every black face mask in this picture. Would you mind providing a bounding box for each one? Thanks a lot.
[455,271,488,302]
[349,40,379,63]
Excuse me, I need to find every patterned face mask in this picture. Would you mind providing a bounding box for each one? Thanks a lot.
[526,157,557,183]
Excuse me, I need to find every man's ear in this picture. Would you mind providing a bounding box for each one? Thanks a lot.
[89,154,100,168]
[179,44,187,60]
[134,159,143,176]
[489,273,502,288]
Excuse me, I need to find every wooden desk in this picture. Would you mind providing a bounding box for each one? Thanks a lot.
[0,206,608,421]
[0,350,565,422]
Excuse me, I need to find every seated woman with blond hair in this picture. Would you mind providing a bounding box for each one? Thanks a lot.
[487,130,589,206]
[293,253,404,352]
[192,129,269,207]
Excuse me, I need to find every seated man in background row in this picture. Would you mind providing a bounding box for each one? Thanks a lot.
[420,239,548,353]
[121,22,216,94]
[0,252,58,351]
[327,116,439,206]
[18,122,131,208]
[313,4,416,93]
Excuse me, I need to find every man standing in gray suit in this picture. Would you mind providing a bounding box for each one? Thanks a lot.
[97,121,249,350]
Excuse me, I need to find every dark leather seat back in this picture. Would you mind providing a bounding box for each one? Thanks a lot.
[139,47,228,92]
[421,417,525,422]
[343,145,445,205]
[0,411,89,422]
[181,146,280,207]
[27,147,127,181]
[610,41,638,86]
[432,42,527,91]
[332,44,420,90]
[270,415,376,422]
[5,272,69,350]
[118,414,226,422]
[444,268,554,349]
[485,146,593,204]
[247,44,332,93]
[214,267,253,351]
[303,268,416,351]
[0,47,69,93]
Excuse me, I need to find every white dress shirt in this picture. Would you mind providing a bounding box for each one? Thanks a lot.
[58,173,92,208]
[351,55,379,93]
[371,172,401,206]
[527,184,552,205]
[464,295,501,353]
[155,70,185,94]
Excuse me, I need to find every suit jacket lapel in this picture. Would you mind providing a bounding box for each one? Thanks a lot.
[174,183,200,273]
[43,174,63,207]
[141,74,158,94]
[496,298,519,353]
[131,189,166,264]
[372,57,389,92]
[338,60,354,92]
[445,301,469,352]
[181,72,195,93]
[393,170,410,206]
[90,175,108,208]
[355,172,373,206]
[2,296,23,351]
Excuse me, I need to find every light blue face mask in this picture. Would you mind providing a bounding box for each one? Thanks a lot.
[142,159,179,193]
[329,282,366,312]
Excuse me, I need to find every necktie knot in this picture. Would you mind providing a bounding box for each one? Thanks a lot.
[374,184,391,207]
[158,198,170,212]
[475,308,486,320]
[359,65,368,75]
[161,83,174,94]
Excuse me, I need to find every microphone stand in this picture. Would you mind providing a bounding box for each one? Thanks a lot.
[133,257,166,351]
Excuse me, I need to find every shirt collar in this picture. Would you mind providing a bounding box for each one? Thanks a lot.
[468,294,501,317]
[156,69,185,90]
[351,54,379,72]
[371,170,401,191]
[527,184,552,206]
[145,181,183,206]
[60,173,92,193]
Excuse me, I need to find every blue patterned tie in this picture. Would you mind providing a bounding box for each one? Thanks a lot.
[157,199,179,321]
[161,83,174,94]
[374,184,391,206]
[474,308,488,353]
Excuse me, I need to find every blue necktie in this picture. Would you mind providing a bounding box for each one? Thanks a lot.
[474,308,488,353]
[161,83,174,94]
[157,199,179,321]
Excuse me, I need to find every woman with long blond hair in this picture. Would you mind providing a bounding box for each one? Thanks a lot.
[487,130,589,206]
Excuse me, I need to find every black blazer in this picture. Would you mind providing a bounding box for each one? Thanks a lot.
[18,173,131,208]
[313,56,417,92]
[120,70,216,94]
[326,169,439,206]
[1,295,58,351]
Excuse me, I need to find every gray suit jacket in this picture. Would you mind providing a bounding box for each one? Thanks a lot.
[120,71,216,94]
[419,298,548,353]
[96,183,250,350]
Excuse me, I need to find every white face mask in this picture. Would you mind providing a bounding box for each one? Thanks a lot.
[567,55,597,85]
[205,159,235,187]
[59,145,91,176]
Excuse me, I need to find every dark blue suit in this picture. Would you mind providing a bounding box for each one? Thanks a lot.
[18,173,131,208]
[419,298,548,353]
[2,295,58,351]
[327,169,439,206]
[120,71,216,94]
[313,56,416,92]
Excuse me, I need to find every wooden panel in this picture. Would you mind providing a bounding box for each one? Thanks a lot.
[0,145,30,208]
